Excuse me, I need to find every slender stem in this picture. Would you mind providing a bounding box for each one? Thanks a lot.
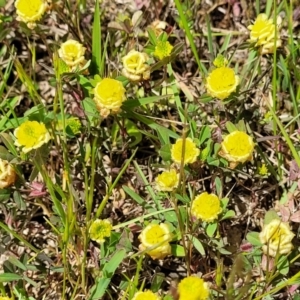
[81,136,98,291]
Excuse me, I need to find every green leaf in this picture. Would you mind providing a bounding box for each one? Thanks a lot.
[215,176,222,197]
[8,257,27,271]
[277,255,289,275]
[122,185,145,205]
[0,273,22,282]
[159,144,171,162]
[225,121,237,133]
[81,97,98,123]
[264,209,280,225]
[151,273,165,293]
[89,249,126,300]
[199,125,211,145]
[171,244,185,257]
[164,211,177,223]
[246,231,263,246]
[206,222,217,237]
[220,197,229,210]
[91,0,101,75]
[147,28,158,45]
[207,157,220,166]
[1,132,18,156]
[218,247,232,255]
[125,120,142,147]
[187,235,205,256]
[0,189,11,202]
[220,210,235,221]
[175,194,190,204]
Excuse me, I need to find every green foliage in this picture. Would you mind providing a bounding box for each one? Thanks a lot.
[1,0,300,299]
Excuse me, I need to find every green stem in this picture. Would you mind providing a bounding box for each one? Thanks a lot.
[81,136,98,291]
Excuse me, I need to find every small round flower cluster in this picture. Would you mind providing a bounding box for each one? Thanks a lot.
[89,219,113,244]
[153,40,173,60]
[15,0,51,29]
[56,117,82,135]
[219,131,255,168]
[122,50,150,82]
[58,40,87,72]
[138,223,172,260]
[248,13,282,54]
[155,169,179,192]
[178,276,210,300]
[132,290,160,300]
[259,219,294,257]
[171,138,200,166]
[0,159,16,189]
[191,192,222,223]
[93,78,126,118]
[206,66,239,100]
[14,120,51,153]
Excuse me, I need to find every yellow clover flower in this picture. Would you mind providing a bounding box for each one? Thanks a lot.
[153,40,173,60]
[171,138,200,165]
[259,219,294,257]
[155,169,179,192]
[258,163,268,176]
[178,276,210,300]
[219,131,254,167]
[0,159,16,189]
[132,291,161,300]
[58,40,86,68]
[138,223,172,260]
[122,50,150,82]
[93,78,126,118]
[14,121,51,153]
[89,219,112,244]
[248,13,282,54]
[191,192,222,223]
[15,0,49,29]
[206,66,239,100]
[213,54,228,68]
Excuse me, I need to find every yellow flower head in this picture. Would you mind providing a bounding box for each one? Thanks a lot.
[0,159,16,189]
[213,54,228,68]
[259,219,294,257]
[15,0,48,29]
[0,297,12,300]
[191,192,222,223]
[248,13,282,54]
[58,40,86,67]
[219,131,254,165]
[155,169,179,192]
[206,66,239,100]
[14,121,51,153]
[93,78,126,118]
[122,50,150,82]
[57,117,82,135]
[153,40,173,60]
[178,276,210,300]
[89,219,112,244]
[138,223,172,260]
[258,163,268,176]
[171,138,200,165]
[132,291,161,300]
